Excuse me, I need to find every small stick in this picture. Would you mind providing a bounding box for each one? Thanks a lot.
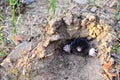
[109,33,120,42]
[109,0,116,8]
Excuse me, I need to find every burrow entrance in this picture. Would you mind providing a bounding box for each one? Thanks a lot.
[29,14,114,80]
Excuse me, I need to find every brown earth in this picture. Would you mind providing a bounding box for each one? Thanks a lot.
[0,0,120,80]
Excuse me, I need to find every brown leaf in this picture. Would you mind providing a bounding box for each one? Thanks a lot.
[102,61,117,80]
[8,35,23,45]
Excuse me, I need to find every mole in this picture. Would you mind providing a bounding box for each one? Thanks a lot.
[63,38,97,57]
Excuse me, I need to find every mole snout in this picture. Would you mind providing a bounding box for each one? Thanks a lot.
[76,46,82,52]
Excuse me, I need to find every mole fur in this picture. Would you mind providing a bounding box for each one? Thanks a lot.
[70,38,90,57]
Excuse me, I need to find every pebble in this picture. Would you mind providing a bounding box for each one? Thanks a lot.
[91,7,98,13]
[1,42,31,69]
[63,13,72,25]
[19,0,35,4]
[74,0,88,4]
[100,14,108,19]
[118,20,120,26]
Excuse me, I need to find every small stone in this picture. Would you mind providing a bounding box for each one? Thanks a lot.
[86,14,96,21]
[50,35,61,41]
[100,14,108,19]
[31,54,36,58]
[63,13,72,25]
[91,7,98,13]
[1,42,31,69]
[118,20,120,26]
[19,0,35,4]
[74,0,88,4]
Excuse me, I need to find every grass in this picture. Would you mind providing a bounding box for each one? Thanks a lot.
[0,13,4,21]
[0,13,4,43]
[88,0,97,6]
[113,1,120,54]
[112,43,120,54]
[9,0,18,35]
[48,0,57,18]
[0,52,7,57]
[117,45,120,54]
[114,2,120,21]
[0,7,7,58]
[0,27,3,42]
[0,27,5,46]
[0,27,8,58]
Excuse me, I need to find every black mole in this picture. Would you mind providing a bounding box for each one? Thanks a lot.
[70,38,90,56]
[63,38,97,57]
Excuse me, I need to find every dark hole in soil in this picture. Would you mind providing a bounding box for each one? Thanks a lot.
[45,36,97,58]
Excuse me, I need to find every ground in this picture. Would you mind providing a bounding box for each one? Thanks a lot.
[0,0,120,80]
[31,54,104,80]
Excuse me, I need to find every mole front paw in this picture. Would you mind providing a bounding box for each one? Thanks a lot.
[63,44,71,53]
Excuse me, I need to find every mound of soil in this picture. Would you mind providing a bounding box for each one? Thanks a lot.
[1,0,119,80]
[1,13,115,80]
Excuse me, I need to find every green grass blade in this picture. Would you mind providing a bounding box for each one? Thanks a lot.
[117,47,120,54]
[115,2,120,20]
[48,0,56,17]
[9,0,17,35]
[0,52,7,57]
[9,0,15,5]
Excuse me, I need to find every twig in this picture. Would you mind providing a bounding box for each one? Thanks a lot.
[109,0,116,8]
[109,33,120,42]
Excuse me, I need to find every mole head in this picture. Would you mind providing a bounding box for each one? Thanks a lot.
[88,48,97,57]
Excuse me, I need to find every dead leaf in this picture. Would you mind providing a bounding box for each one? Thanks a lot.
[8,35,23,45]
[102,61,117,80]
